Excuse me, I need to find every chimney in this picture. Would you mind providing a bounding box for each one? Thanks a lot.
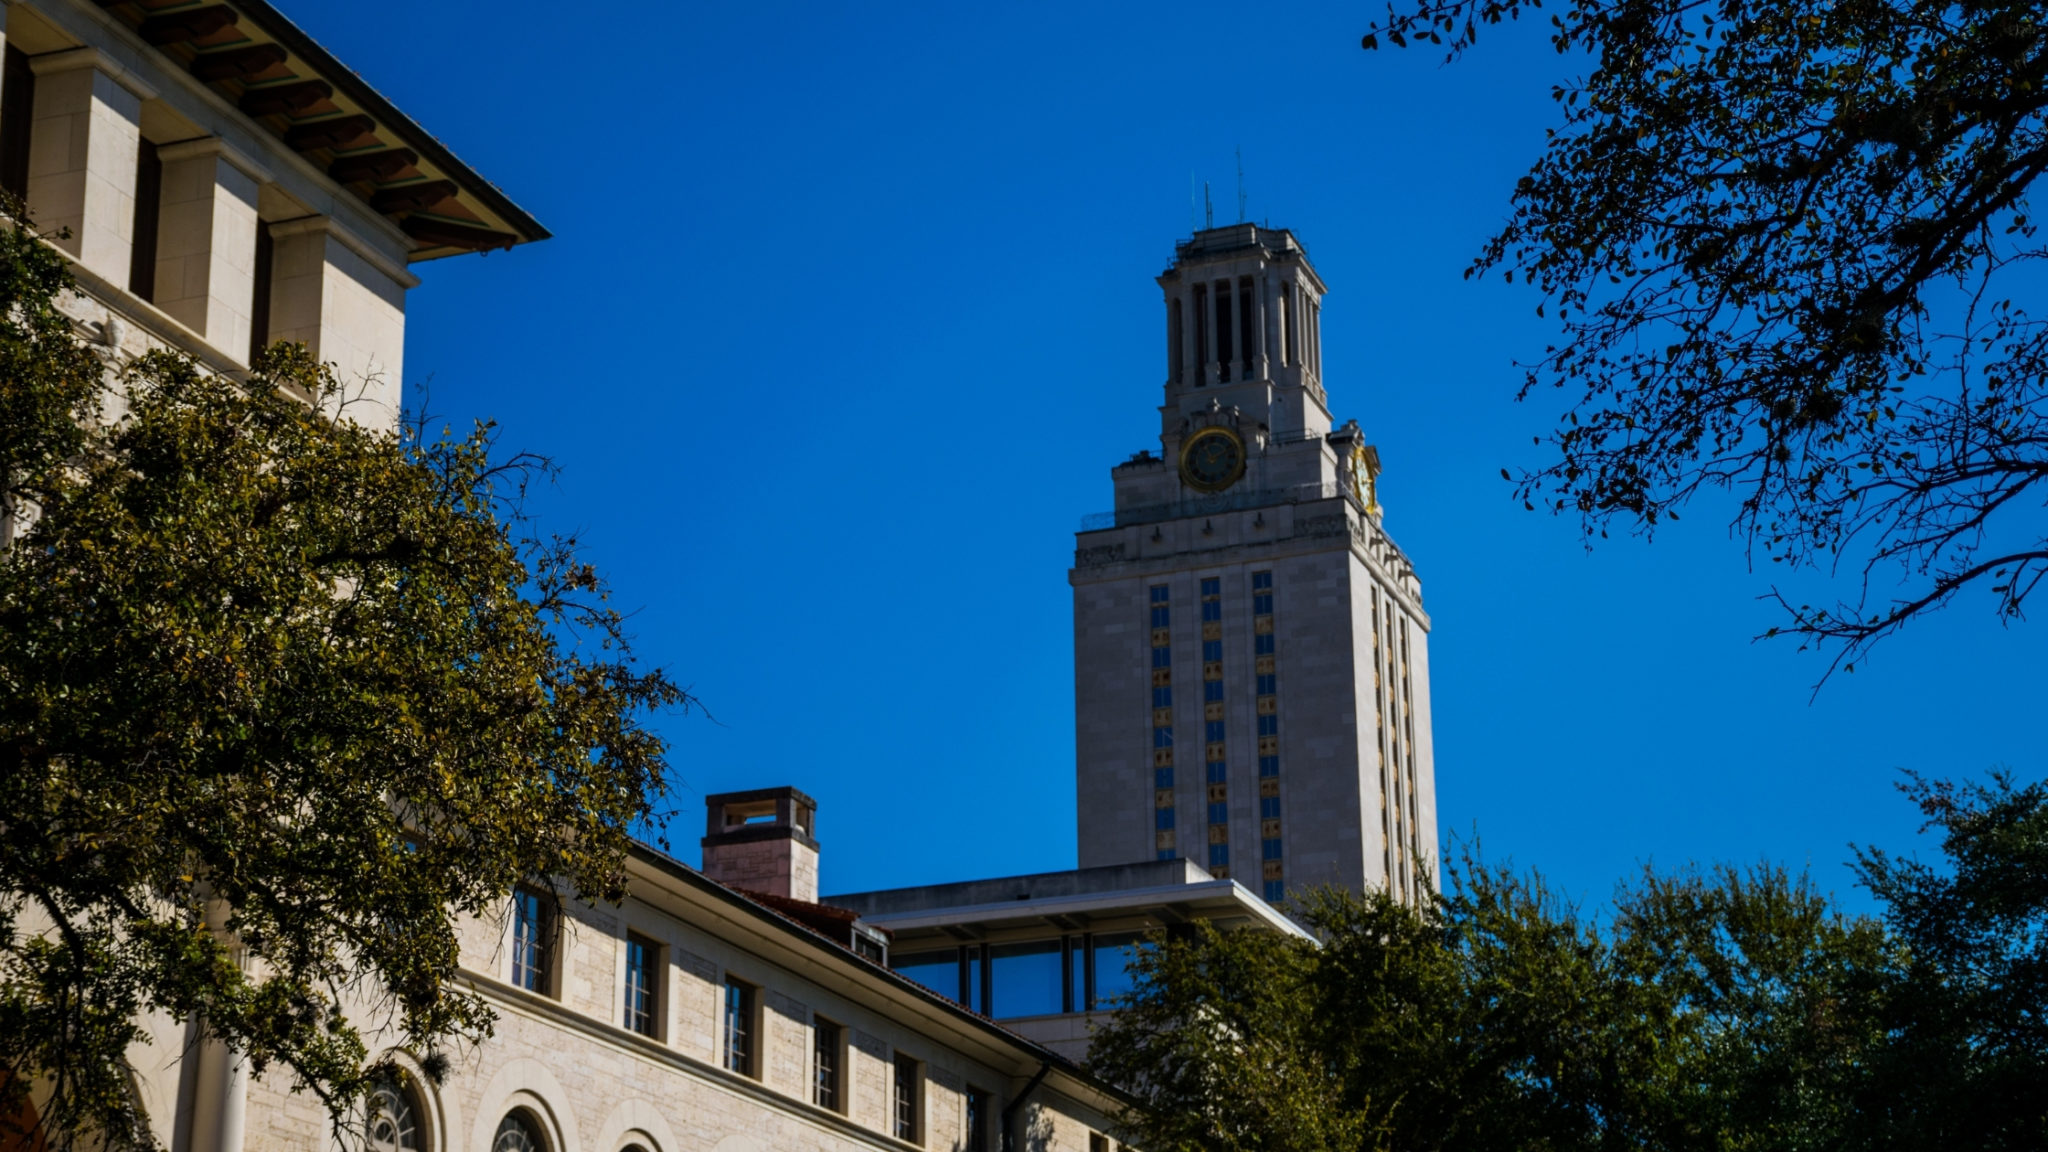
[700,786,819,903]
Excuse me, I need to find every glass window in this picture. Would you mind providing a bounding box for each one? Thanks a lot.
[1066,936,1088,1013]
[1258,715,1278,736]
[1253,593,1273,614]
[511,888,552,994]
[1209,843,1229,868]
[624,934,658,1036]
[890,950,959,1002]
[1259,755,1280,777]
[1153,726,1173,748]
[1255,634,1275,655]
[1151,605,1170,627]
[1152,646,1172,669]
[1261,796,1281,819]
[1205,720,1226,742]
[1263,838,1284,860]
[1155,808,1174,830]
[1206,761,1227,783]
[1256,673,1276,695]
[963,945,987,1014]
[723,976,754,1076]
[492,1112,545,1152]
[1202,639,1223,661]
[1201,577,1220,596]
[1151,585,1170,603]
[1091,932,1143,1009]
[1201,599,1221,621]
[990,939,1063,1018]
[366,1078,421,1152]
[813,1018,841,1109]
[1156,848,1176,861]
[967,1088,993,1152]
[1152,684,1172,707]
[1204,679,1224,701]
[1208,802,1227,825]
[1154,766,1174,788]
[893,1055,921,1142]
[1264,879,1285,902]
[1252,571,1272,590]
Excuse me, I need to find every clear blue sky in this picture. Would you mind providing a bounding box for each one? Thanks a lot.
[292,0,2042,913]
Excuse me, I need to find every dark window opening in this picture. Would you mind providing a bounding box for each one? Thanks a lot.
[0,45,34,206]
[1168,297,1183,385]
[128,140,161,300]
[1191,284,1208,382]
[1213,280,1232,368]
[623,934,659,1037]
[248,221,274,367]
[967,1088,993,1152]
[813,1018,841,1111]
[1238,275,1256,377]
[510,887,554,995]
[893,1054,921,1143]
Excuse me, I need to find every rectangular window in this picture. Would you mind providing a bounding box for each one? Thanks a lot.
[813,1018,842,1111]
[1152,684,1172,707]
[1254,593,1273,614]
[1091,1133,1111,1152]
[1091,933,1141,1009]
[1263,837,1284,860]
[623,933,659,1037]
[1209,843,1229,868]
[1257,715,1279,737]
[1252,571,1273,590]
[1192,283,1208,376]
[891,949,958,1001]
[1259,755,1280,776]
[511,887,553,994]
[1264,879,1286,902]
[991,939,1064,1018]
[894,1054,922,1143]
[962,944,988,1014]
[1204,719,1225,742]
[128,140,161,300]
[968,1087,993,1152]
[1066,934,1090,1013]
[1206,761,1227,784]
[1261,795,1281,819]
[0,44,34,203]
[1154,765,1174,788]
[1153,726,1173,749]
[1200,679,1221,702]
[249,221,274,366]
[723,976,755,1076]
[1155,808,1174,830]
[1256,673,1277,695]
[1202,639,1223,661]
[1214,280,1233,366]
[1254,634,1275,655]
[1201,599,1222,622]
[1208,802,1228,825]
[1238,274,1256,373]
[1152,646,1172,669]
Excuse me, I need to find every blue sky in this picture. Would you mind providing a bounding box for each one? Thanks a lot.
[291,0,2042,913]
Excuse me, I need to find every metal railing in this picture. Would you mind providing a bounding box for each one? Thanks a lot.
[1078,482,1353,532]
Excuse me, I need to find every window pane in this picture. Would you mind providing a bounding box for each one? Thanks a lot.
[1091,933,1143,1009]
[890,950,959,1002]
[990,939,1063,1018]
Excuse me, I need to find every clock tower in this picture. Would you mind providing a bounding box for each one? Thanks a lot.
[1070,224,1438,903]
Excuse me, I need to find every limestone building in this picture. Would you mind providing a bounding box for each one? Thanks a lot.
[1070,224,1439,901]
[0,2,1133,1151]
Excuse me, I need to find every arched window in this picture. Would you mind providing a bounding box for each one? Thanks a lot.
[366,1077,423,1152]
[492,1111,547,1152]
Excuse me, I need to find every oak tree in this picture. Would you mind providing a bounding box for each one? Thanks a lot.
[1365,0,2048,671]
[0,218,690,1150]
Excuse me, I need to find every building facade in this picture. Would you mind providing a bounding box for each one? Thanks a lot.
[0,3,1131,1151]
[1071,224,1439,901]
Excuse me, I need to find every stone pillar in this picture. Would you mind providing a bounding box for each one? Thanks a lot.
[152,138,266,363]
[185,899,247,1152]
[1263,273,1280,376]
[26,47,150,282]
[268,216,414,429]
[1253,273,1270,380]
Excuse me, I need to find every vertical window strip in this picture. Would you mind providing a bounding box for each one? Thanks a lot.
[624,934,657,1036]
[893,1054,920,1143]
[1251,572,1280,901]
[813,1019,840,1111]
[1149,585,1175,860]
[1201,578,1227,878]
[511,888,550,994]
[723,976,753,1076]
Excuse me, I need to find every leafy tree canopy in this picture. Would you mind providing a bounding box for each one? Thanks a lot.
[1089,775,2048,1152]
[0,219,689,1150]
[1365,0,2048,672]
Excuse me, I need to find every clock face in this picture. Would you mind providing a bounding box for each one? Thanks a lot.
[1180,427,1246,493]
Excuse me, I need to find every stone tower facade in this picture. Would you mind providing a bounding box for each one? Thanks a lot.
[1070,224,1438,903]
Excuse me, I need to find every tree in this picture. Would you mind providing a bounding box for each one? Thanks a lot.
[1088,858,1899,1152]
[0,217,691,1150]
[1363,0,2048,672]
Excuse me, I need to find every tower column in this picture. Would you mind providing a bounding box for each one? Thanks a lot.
[25,47,151,283]
[1253,273,1269,380]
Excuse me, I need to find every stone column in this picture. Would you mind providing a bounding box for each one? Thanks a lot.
[267,216,415,429]
[152,138,266,363]
[26,47,151,282]
[1254,272,1270,380]
[1263,273,1280,375]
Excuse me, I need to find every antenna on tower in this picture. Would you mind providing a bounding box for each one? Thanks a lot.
[1189,173,1200,232]
[1236,147,1247,222]
[1204,182,1213,229]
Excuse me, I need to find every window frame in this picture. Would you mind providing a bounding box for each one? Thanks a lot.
[812,1015,844,1113]
[622,931,662,1039]
[722,974,758,1078]
[892,1052,924,1145]
[510,886,556,997]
